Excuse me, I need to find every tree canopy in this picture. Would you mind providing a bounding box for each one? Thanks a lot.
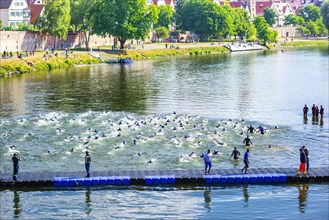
[36,0,71,47]
[253,17,277,44]
[92,0,159,49]
[233,8,252,39]
[299,5,321,22]
[154,4,175,29]
[264,8,277,26]
[180,0,233,41]
[154,26,170,41]
[70,0,95,50]
[175,0,187,30]
[321,0,329,31]
[284,14,304,25]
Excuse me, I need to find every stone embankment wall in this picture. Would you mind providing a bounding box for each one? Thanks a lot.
[271,26,302,38]
[0,31,115,52]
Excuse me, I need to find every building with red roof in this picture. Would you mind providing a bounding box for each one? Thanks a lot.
[26,0,43,24]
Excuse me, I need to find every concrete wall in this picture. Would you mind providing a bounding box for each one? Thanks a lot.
[0,9,10,26]
[271,26,302,38]
[0,31,114,52]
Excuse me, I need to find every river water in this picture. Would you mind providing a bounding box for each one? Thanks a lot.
[0,47,328,218]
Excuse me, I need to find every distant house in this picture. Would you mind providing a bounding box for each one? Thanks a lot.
[27,0,43,24]
[289,0,303,15]
[271,1,295,26]
[0,0,31,27]
[152,0,175,8]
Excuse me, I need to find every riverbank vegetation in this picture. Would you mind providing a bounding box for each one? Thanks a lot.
[25,0,329,49]
[113,46,229,59]
[0,53,101,77]
[281,40,328,47]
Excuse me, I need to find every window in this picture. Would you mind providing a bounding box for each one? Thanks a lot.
[11,12,15,16]
[16,12,20,16]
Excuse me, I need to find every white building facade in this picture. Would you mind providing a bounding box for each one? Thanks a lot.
[0,0,31,27]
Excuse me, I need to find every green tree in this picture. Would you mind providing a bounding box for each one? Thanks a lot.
[17,23,34,31]
[299,26,311,35]
[305,21,319,34]
[154,4,175,29]
[0,20,2,30]
[221,4,235,38]
[154,26,170,41]
[175,0,187,30]
[296,16,305,25]
[321,0,329,31]
[316,19,328,34]
[70,0,95,50]
[36,0,71,48]
[233,8,252,40]
[180,0,233,41]
[284,14,298,25]
[247,24,257,40]
[264,8,277,26]
[253,17,277,44]
[92,0,159,49]
[299,5,321,22]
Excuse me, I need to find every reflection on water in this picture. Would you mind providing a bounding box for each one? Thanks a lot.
[85,189,92,215]
[13,190,21,218]
[298,184,309,213]
[1,184,328,219]
[204,187,212,211]
[243,185,249,207]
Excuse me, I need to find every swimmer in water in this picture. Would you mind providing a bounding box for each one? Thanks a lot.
[247,125,256,133]
[230,147,240,160]
[257,125,266,134]
[243,135,253,146]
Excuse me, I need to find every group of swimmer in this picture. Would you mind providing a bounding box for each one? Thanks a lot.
[9,122,271,180]
[8,109,316,181]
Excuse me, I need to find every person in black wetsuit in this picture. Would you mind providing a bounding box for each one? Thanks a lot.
[320,105,324,119]
[243,135,253,146]
[85,151,91,177]
[303,104,308,118]
[311,104,316,117]
[247,125,256,133]
[12,153,21,181]
[231,147,240,160]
